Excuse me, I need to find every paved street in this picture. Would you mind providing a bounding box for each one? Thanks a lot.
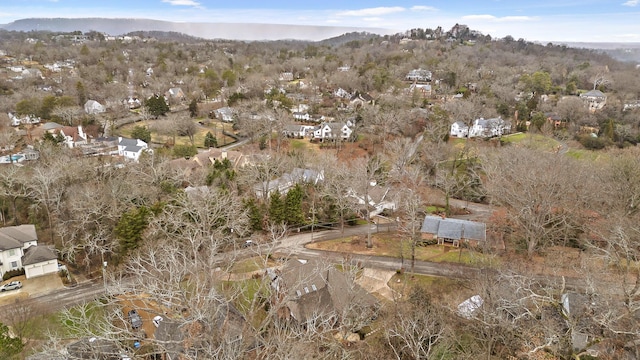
[0,204,584,321]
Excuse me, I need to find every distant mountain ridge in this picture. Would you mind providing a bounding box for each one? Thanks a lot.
[0,18,392,41]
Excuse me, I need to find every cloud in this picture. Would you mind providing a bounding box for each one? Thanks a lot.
[410,6,436,12]
[623,0,639,6]
[161,0,201,6]
[462,14,537,22]
[336,7,405,17]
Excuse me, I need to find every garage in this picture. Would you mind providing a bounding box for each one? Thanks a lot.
[21,246,58,279]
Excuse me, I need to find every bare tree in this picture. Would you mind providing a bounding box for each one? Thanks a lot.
[481,147,592,257]
[0,165,32,225]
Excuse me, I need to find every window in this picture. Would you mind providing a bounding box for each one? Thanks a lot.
[8,249,15,257]
[10,261,18,268]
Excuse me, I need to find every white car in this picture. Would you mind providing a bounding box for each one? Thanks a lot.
[153,315,164,328]
[0,281,22,292]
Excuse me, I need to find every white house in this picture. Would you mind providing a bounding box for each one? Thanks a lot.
[118,137,151,161]
[0,224,58,279]
[57,126,89,148]
[468,117,511,138]
[405,68,432,82]
[312,122,353,141]
[580,90,607,112]
[8,112,41,127]
[333,88,352,99]
[283,124,315,138]
[292,112,310,121]
[450,121,469,138]
[22,246,58,279]
[214,107,235,122]
[84,100,106,115]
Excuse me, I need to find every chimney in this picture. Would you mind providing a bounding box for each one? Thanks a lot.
[222,151,227,159]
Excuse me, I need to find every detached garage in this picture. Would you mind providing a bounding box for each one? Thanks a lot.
[22,246,58,279]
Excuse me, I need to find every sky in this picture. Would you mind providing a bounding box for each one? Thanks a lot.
[1,0,640,43]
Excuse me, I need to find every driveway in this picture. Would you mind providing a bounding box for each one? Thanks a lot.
[0,273,64,306]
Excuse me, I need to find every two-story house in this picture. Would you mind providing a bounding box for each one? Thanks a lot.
[118,137,151,162]
[580,90,607,112]
[468,117,511,138]
[0,224,57,279]
[0,225,38,277]
[312,122,353,142]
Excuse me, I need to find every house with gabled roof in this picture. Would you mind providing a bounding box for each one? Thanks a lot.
[165,87,185,102]
[214,106,235,122]
[117,137,151,162]
[580,90,607,112]
[405,68,432,83]
[0,224,58,279]
[408,83,432,97]
[283,124,315,138]
[468,117,511,138]
[450,121,469,138]
[421,215,486,247]
[84,99,106,115]
[22,245,58,279]
[253,167,323,199]
[269,258,378,327]
[311,122,353,142]
[56,125,89,148]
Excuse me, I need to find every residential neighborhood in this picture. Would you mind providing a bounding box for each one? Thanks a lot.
[0,17,638,360]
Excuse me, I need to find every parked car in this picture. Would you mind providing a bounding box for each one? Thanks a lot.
[128,309,142,329]
[0,281,22,292]
[152,315,163,328]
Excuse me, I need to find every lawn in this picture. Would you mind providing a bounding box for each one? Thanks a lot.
[118,119,235,148]
[501,132,561,151]
[388,273,468,298]
[16,300,107,340]
[306,232,499,267]
[219,278,269,328]
[229,256,279,274]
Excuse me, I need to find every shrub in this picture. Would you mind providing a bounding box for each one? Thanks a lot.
[2,268,25,281]
[576,134,608,150]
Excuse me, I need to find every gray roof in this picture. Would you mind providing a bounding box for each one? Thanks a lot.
[41,122,64,130]
[277,259,377,323]
[581,89,605,98]
[421,215,486,242]
[0,224,38,251]
[22,245,57,266]
[119,137,145,153]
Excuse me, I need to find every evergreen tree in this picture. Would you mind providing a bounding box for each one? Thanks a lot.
[115,206,151,254]
[131,126,151,143]
[268,191,286,225]
[284,183,305,226]
[0,322,23,359]
[243,198,265,231]
[204,131,217,148]
[76,81,87,107]
[172,144,198,158]
[189,98,198,118]
[145,95,169,118]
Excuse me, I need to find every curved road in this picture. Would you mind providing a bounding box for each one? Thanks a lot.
[0,203,584,319]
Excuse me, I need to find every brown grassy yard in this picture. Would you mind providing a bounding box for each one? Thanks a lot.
[306,232,500,267]
[118,119,235,148]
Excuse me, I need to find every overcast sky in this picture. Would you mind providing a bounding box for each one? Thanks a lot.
[1,0,639,43]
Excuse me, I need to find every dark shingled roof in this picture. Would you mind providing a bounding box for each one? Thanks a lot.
[421,215,486,242]
[0,224,37,251]
[22,245,57,266]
